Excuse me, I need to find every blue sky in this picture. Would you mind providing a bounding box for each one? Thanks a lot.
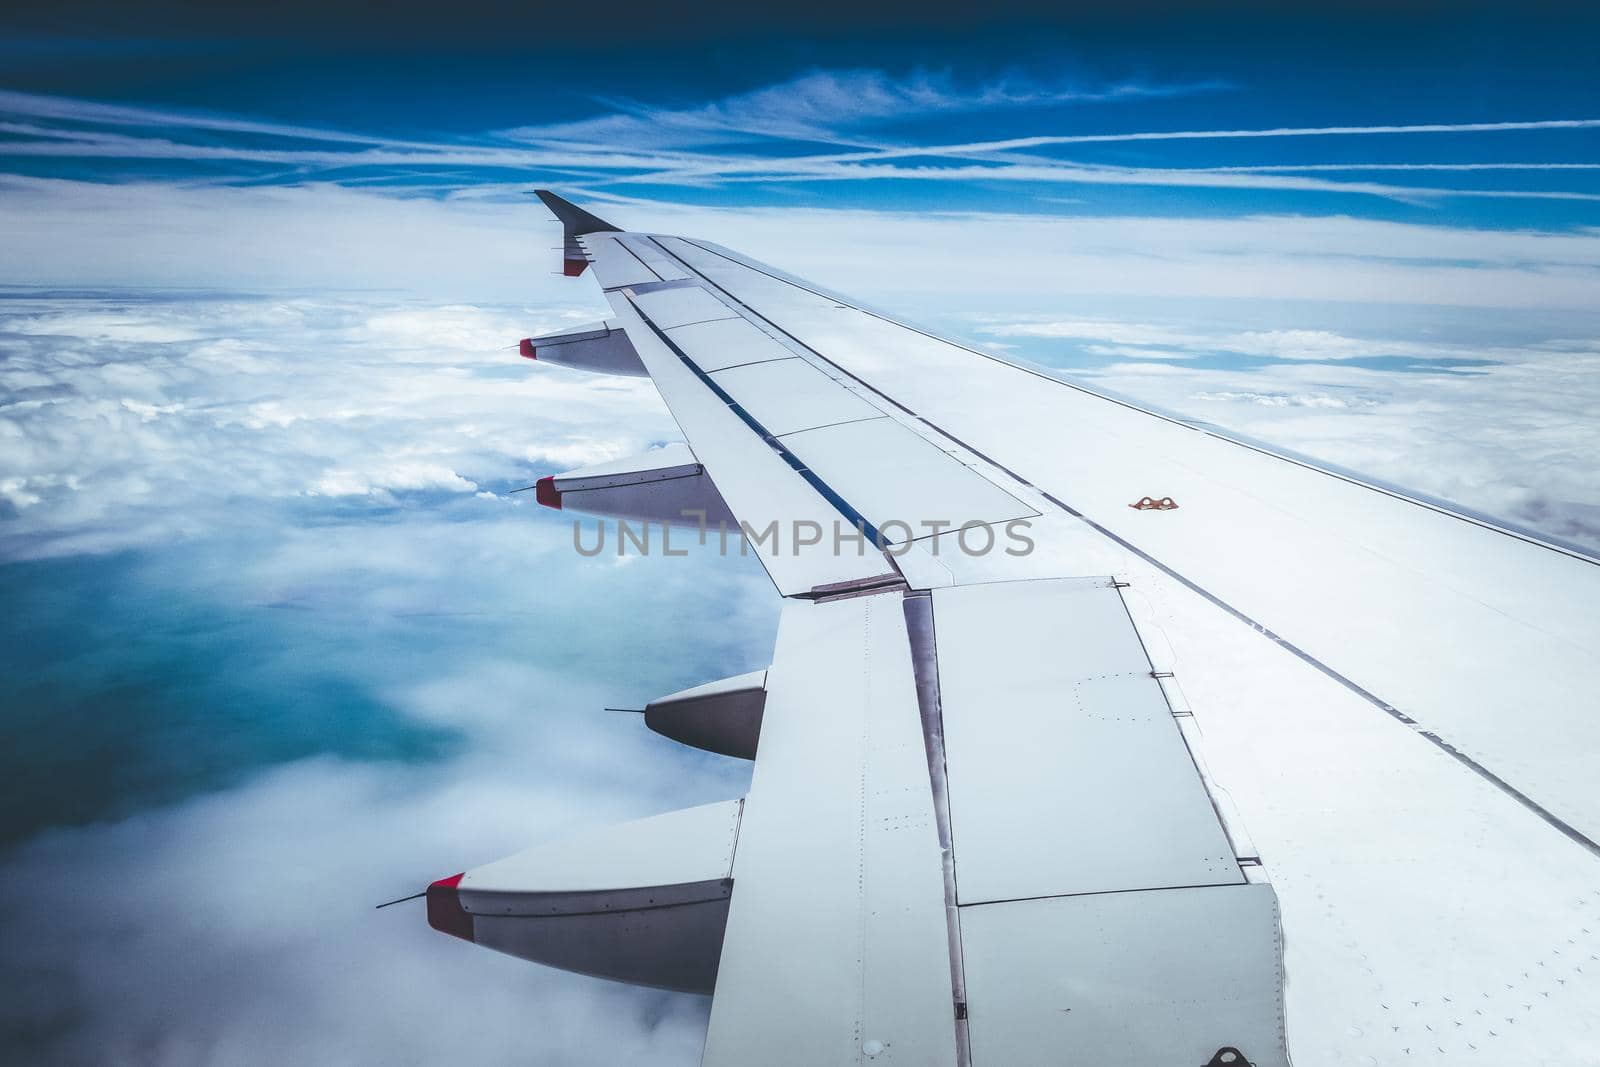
[2,5,1599,1062]
[3,3,1600,230]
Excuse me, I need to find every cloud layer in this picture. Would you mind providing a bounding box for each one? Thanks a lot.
[0,295,660,557]
[0,292,779,1063]
[4,177,1600,314]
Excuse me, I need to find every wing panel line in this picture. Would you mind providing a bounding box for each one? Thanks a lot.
[626,301,887,548]
[610,236,664,282]
[903,591,972,1066]
[648,239,924,419]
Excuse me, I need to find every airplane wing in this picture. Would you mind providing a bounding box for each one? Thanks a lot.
[425,192,1600,1066]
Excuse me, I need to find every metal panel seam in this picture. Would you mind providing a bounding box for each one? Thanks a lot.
[610,236,664,282]
[956,878,1260,909]
[625,300,888,549]
[1111,583,1258,877]
[855,601,871,1056]
[903,591,973,1067]
[647,237,1041,522]
[769,413,889,438]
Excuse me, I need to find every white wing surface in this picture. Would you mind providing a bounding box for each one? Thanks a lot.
[424,192,1600,1067]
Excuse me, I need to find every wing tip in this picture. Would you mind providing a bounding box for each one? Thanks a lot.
[535,190,623,236]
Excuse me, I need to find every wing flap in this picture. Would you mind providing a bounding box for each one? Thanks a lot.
[662,316,794,372]
[933,577,1245,904]
[960,884,1286,1067]
[704,592,958,1066]
[630,286,741,330]
[708,357,882,436]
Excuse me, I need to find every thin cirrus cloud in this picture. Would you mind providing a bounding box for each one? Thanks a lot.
[684,160,1600,202]
[0,88,406,145]
[1196,162,1600,172]
[1,70,1598,207]
[500,68,1229,148]
[18,127,1589,208]
[627,116,1600,172]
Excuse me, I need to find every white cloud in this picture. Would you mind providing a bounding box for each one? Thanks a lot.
[1219,329,1373,361]
[984,314,1600,367]
[0,615,769,1065]
[502,68,1219,149]
[845,116,1600,156]
[4,79,1596,205]
[1083,344,1204,361]
[0,761,708,1064]
[0,89,404,145]
[680,158,1600,202]
[1199,162,1600,173]
[1191,390,1377,409]
[307,461,479,497]
[0,292,787,1063]
[981,319,1210,346]
[5,178,1600,313]
[0,294,676,559]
